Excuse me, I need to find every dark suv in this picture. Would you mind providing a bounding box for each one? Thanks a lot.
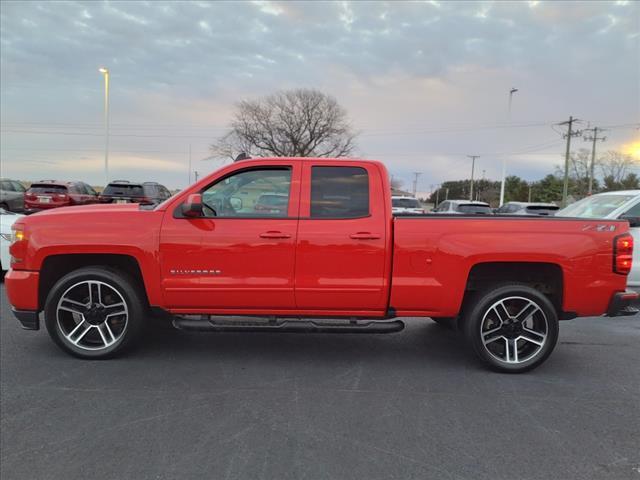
[99,181,171,206]
[24,181,99,213]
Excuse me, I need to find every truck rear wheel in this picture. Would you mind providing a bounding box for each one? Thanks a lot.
[462,284,559,373]
[44,267,145,359]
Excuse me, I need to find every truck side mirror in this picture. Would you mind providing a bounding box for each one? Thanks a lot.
[182,193,203,218]
[620,214,640,228]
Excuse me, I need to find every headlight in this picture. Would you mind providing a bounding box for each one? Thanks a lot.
[0,233,12,241]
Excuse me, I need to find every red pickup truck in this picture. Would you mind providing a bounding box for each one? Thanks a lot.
[5,158,638,372]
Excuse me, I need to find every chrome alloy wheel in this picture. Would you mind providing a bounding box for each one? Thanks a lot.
[480,296,548,365]
[56,280,128,351]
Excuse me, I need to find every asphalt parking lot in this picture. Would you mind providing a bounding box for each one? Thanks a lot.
[1,283,639,480]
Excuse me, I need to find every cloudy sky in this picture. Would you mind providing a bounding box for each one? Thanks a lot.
[1,0,638,192]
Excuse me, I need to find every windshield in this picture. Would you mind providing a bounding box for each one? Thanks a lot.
[392,198,421,208]
[557,194,637,218]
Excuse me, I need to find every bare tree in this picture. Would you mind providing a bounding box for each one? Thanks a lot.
[599,150,636,183]
[211,89,357,159]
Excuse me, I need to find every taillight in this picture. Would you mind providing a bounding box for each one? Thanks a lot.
[613,233,633,275]
[55,193,68,201]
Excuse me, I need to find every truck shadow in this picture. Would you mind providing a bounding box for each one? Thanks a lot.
[138,317,478,370]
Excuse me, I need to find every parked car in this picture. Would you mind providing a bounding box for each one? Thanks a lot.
[5,158,637,373]
[0,178,26,212]
[0,208,24,273]
[99,181,172,206]
[432,200,493,215]
[24,181,98,213]
[495,202,559,216]
[254,193,289,215]
[392,195,425,214]
[557,190,640,292]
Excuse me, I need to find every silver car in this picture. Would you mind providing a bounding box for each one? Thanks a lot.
[495,202,559,216]
[0,178,26,213]
[432,200,493,215]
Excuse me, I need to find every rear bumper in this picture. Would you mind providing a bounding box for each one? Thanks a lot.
[607,291,640,317]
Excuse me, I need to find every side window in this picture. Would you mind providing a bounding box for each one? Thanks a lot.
[622,202,640,217]
[1,181,15,192]
[310,166,369,219]
[13,181,25,193]
[84,183,97,195]
[201,168,292,218]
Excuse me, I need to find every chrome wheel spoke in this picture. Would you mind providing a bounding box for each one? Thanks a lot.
[482,327,504,345]
[96,322,116,347]
[66,320,92,345]
[490,301,510,323]
[520,326,546,346]
[59,298,88,315]
[514,301,540,323]
[505,338,519,363]
[103,302,126,318]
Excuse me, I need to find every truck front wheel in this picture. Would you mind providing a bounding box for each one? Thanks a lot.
[462,284,559,373]
[44,267,145,359]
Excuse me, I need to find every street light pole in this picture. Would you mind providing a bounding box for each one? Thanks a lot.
[99,67,110,185]
[467,155,479,201]
[499,88,518,206]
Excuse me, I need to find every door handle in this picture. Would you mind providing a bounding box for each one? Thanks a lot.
[259,231,292,239]
[350,232,381,240]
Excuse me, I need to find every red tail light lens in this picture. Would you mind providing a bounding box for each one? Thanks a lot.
[613,233,633,275]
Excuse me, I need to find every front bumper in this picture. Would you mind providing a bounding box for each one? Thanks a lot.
[4,269,40,311]
[607,291,640,317]
[12,309,40,330]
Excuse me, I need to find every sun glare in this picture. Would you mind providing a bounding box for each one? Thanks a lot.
[621,140,640,159]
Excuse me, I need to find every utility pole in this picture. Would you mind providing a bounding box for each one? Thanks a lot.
[412,172,422,196]
[559,116,582,206]
[467,155,479,201]
[528,182,533,202]
[445,188,449,200]
[583,127,607,195]
[194,171,199,182]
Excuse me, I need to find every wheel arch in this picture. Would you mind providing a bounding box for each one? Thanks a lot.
[38,254,151,310]
[462,261,566,318]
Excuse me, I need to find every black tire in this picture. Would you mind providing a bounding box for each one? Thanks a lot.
[0,203,9,212]
[431,317,456,330]
[44,266,146,359]
[461,284,559,373]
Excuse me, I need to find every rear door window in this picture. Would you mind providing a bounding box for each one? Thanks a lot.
[310,166,369,218]
[104,184,145,196]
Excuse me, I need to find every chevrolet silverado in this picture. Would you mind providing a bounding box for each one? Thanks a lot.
[5,158,638,372]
